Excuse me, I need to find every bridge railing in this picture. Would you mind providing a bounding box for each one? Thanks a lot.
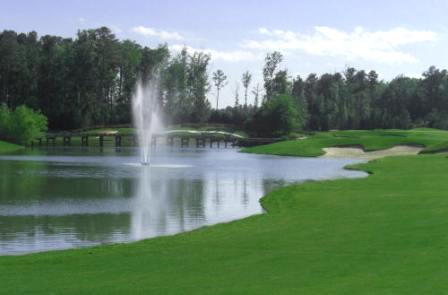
[31,131,280,148]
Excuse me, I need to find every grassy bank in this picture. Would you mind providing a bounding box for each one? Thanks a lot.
[243,128,448,156]
[2,130,448,293]
[0,140,23,154]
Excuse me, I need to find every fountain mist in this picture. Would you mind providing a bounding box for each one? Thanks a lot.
[132,75,164,165]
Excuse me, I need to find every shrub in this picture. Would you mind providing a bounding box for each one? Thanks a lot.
[0,104,48,144]
[248,94,304,137]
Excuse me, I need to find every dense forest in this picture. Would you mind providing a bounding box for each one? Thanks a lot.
[1,27,448,136]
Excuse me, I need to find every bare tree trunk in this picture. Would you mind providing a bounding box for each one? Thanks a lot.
[216,88,220,109]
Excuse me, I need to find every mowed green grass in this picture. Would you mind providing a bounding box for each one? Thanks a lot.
[243,128,448,156]
[0,140,22,153]
[2,130,448,293]
[81,124,247,137]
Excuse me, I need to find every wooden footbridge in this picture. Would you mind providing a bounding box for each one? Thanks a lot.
[31,132,280,148]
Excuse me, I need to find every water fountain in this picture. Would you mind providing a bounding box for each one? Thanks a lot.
[132,75,164,165]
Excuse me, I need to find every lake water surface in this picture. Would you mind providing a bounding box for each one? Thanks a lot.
[0,147,365,255]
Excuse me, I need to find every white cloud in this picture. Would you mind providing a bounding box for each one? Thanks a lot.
[169,44,260,62]
[78,17,86,23]
[242,26,438,64]
[132,26,184,41]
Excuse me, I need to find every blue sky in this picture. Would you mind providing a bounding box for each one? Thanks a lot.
[1,0,448,106]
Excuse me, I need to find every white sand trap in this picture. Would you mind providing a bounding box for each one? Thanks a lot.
[322,145,423,160]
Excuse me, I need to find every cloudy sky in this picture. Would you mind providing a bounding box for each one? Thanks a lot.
[1,0,448,106]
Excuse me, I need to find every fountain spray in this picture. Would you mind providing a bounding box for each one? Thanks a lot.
[132,74,163,166]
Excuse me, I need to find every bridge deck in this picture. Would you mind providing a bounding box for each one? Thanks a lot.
[31,132,279,148]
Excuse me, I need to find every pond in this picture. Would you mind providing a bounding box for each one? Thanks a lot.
[0,147,365,255]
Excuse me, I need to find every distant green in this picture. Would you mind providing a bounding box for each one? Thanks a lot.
[243,128,448,156]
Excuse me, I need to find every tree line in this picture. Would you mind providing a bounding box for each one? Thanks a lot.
[1,27,448,136]
[0,27,210,130]
[211,52,448,136]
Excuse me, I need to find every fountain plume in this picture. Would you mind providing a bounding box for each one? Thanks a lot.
[132,74,164,165]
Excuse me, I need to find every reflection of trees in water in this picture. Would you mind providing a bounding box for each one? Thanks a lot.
[70,213,130,242]
[0,163,209,250]
[0,161,136,249]
[172,179,206,222]
[214,174,221,205]
[0,160,133,203]
[229,172,250,206]
[213,171,249,207]
[0,158,268,253]
[242,177,248,206]
[0,214,131,244]
[0,160,47,202]
[203,170,264,221]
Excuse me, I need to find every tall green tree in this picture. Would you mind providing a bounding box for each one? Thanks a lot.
[250,94,302,137]
[252,83,262,108]
[263,51,283,101]
[187,52,211,123]
[115,40,142,123]
[212,69,227,110]
[242,71,252,107]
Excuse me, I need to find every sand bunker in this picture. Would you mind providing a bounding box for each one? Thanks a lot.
[322,145,423,160]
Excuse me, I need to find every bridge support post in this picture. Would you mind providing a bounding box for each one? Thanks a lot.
[46,136,55,146]
[63,136,71,146]
[167,136,174,146]
[181,137,189,147]
[196,137,205,148]
[81,135,89,147]
[115,135,122,147]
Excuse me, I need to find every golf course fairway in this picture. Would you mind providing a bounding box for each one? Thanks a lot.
[1,130,448,294]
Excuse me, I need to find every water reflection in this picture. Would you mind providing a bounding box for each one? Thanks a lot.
[0,148,366,254]
[129,165,263,240]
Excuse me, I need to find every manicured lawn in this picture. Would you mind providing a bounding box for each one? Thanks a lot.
[82,127,135,135]
[1,130,448,293]
[0,140,22,154]
[243,128,448,156]
[81,124,247,137]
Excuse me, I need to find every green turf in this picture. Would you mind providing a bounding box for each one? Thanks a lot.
[242,128,448,156]
[0,140,23,154]
[79,125,247,137]
[2,129,448,293]
[81,127,135,135]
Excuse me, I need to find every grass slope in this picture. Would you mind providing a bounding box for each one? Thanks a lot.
[243,128,448,156]
[0,140,22,154]
[1,148,448,292]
